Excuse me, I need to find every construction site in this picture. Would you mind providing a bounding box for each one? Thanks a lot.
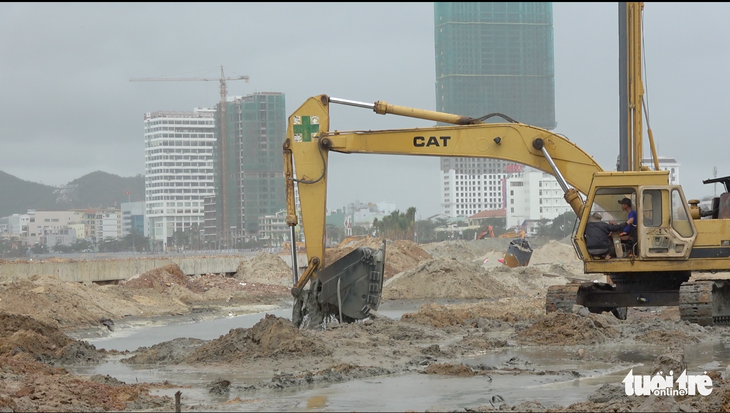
[0,236,730,412]
[3,1,730,412]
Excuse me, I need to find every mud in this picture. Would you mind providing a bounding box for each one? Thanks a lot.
[516,312,620,345]
[0,313,172,412]
[184,314,331,364]
[3,239,730,411]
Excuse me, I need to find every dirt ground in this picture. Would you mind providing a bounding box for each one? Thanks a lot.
[2,238,730,411]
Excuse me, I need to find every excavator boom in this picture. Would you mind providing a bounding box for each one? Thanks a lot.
[283,95,602,327]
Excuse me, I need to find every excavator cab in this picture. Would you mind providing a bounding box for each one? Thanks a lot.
[572,171,697,264]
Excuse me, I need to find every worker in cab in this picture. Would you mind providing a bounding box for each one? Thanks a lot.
[585,212,625,259]
[618,197,637,244]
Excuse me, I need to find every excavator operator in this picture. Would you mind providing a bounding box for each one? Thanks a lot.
[585,212,625,259]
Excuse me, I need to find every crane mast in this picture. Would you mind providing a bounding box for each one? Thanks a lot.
[619,2,659,172]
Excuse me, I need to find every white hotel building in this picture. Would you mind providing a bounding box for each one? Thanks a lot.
[440,158,522,218]
[144,108,216,248]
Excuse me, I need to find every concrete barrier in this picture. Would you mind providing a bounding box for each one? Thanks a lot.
[0,253,311,284]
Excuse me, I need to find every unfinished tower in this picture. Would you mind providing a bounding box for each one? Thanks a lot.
[435,2,556,217]
[212,92,286,247]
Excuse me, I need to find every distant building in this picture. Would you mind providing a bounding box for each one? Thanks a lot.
[258,210,288,247]
[467,209,506,228]
[642,156,680,185]
[435,2,556,217]
[143,108,216,249]
[505,170,571,229]
[5,214,29,237]
[121,201,146,237]
[25,210,83,246]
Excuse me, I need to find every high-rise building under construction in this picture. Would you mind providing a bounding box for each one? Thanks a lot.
[208,92,286,247]
[434,2,556,217]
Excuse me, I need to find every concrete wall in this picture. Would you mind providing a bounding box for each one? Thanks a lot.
[0,253,309,284]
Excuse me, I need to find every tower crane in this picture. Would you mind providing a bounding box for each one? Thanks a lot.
[130,66,249,248]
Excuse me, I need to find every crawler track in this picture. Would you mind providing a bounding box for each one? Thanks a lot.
[546,284,581,313]
[679,280,730,326]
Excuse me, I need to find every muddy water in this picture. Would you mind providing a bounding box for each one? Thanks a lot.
[82,301,421,352]
[67,303,730,411]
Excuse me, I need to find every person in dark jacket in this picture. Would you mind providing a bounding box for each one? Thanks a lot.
[585,212,625,258]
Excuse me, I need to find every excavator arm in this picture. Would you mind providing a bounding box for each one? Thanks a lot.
[283,94,603,327]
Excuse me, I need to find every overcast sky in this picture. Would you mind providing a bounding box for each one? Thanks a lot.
[1,2,728,218]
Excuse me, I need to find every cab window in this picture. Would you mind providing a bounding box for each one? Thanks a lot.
[671,189,693,237]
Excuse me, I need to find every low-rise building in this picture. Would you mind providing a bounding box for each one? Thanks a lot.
[505,170,572,230]
[25,210,83,246]
[46,228,78,248]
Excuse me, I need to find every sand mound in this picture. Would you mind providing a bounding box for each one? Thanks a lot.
[0,275,150,329]
[235,252,292,286]
[516,312,619,345]
[122,264,202,293]
[0,312,103,365]
[184,314,331,364]
[530,240,580,265]
[421,239,500,261]
[383,258,511,300]
[325,238,430,279]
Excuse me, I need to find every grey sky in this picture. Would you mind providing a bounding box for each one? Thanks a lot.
[1,2,728,218]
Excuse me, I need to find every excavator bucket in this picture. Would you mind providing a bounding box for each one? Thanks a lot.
[503,238,533,268]
[317,241,386,320]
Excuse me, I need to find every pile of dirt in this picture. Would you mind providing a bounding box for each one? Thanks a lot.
[0,267,290,331]
[121,337,206,365]
[0,355,173,412]
[0,312,103,365]
[530,240,580,265]
[0,275,146,329]
[401,297,546,328]
[184,314,331,364]
[235,252,292,286]
[484,265,572,295]
[421,239,501,261]
[325,238,431,279]
[122,264,203,293]
[383,258,511,300]
[515,312,619,345]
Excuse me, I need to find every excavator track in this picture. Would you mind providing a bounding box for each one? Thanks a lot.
[679,280,730,326]
[546,284,581,313]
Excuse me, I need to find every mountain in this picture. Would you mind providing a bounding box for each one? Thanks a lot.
[0,171,57,218]
[0,171,144,218]
[65,171,145,209]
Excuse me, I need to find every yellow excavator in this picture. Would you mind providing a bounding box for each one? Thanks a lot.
[283,2,730,328]
[498,229,526,239]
